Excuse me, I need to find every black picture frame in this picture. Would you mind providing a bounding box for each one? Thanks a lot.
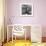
[20,3,33,16]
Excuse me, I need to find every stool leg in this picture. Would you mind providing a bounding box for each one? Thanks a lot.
[15,35,16,42]
[12,30,13,43]
[7,27,8,43]
[25,30,26,43]
[1,42,3,46]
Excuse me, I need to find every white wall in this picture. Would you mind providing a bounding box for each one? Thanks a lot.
[6,0,46,37]
[0,0,4,42]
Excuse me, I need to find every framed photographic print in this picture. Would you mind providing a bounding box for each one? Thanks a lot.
[20,3,33,16]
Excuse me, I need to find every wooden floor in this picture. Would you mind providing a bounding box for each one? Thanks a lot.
[3,40,31,46]
[3,40,46,46]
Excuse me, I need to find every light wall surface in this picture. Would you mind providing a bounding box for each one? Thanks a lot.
[0,0,4,41]
[6,0,46,37]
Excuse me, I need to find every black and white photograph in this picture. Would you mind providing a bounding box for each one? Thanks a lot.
[20,3,33,16]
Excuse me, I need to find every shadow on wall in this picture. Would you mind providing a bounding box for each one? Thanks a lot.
[42,26,46,42]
